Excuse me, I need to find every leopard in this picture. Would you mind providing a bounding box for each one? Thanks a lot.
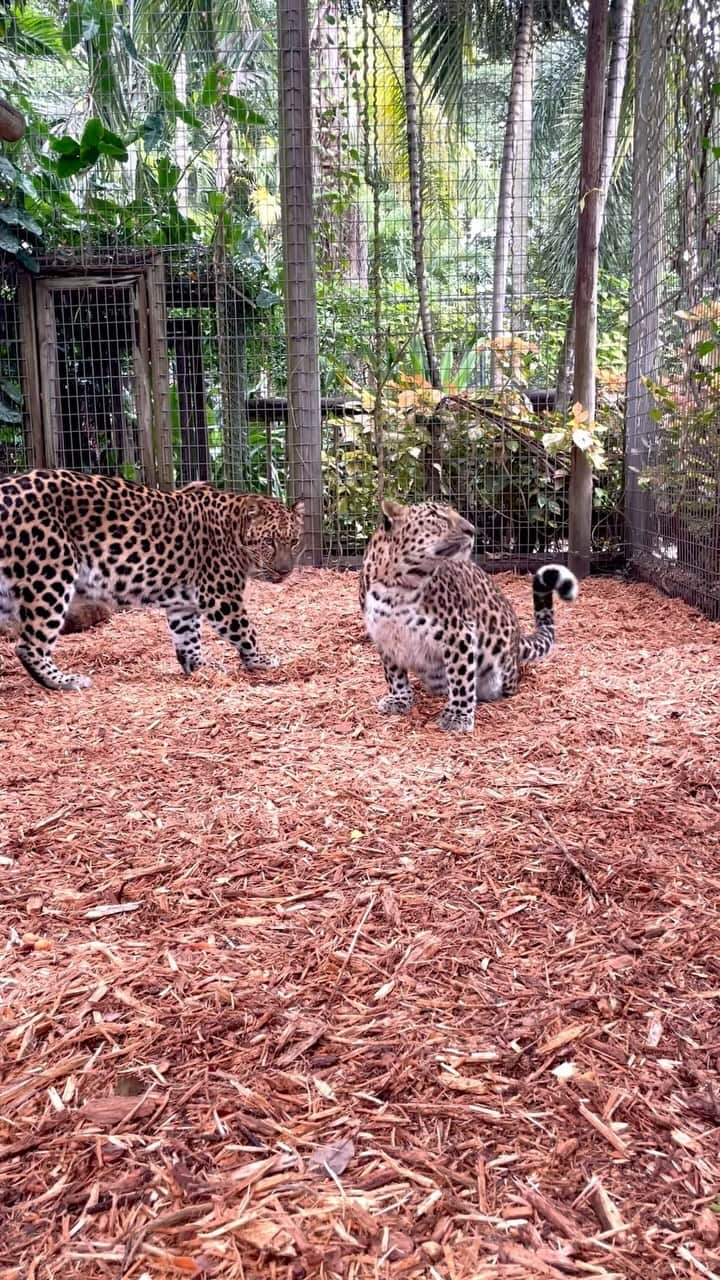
[0,470,304,691]
[360,498,578,733]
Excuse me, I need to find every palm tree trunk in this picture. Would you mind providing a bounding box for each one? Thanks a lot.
[510,42,535,335]
[556,0,632,412]
[175,54,190,213]
[568,0,609,579]
[400,0,442,494]
[491,0,534,385]
[400,0,439,391]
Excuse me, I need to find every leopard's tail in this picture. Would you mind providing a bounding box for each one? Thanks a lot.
[518,564,578,665]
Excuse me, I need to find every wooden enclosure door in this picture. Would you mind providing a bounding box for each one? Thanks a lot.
[27,266,173,488]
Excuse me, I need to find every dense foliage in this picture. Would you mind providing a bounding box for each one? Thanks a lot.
[0,0,638,555]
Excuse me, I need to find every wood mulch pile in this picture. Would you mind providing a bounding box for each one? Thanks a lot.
[1,569,720,1280]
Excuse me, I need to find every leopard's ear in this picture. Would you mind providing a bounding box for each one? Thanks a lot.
[381,498,407,525]
[239,494,266,533]
[291,499,305,522]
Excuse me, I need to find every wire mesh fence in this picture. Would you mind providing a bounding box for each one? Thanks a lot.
[310,0,629,567]
[0,0,716,600]
[625,0,720,619]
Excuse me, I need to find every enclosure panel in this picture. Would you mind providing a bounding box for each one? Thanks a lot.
[625,0,720,619]
[306,0,627,568]
[34,275,163,486]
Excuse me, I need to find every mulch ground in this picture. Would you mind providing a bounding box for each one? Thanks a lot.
[1,569,720,1280]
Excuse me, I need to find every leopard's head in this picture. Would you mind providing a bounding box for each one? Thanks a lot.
[379,499,475,574]
[241,496,305,582]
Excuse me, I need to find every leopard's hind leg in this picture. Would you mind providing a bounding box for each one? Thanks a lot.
[12,538,92,691]
[165,606,203,673]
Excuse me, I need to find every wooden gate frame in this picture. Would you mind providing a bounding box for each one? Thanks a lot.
[17,254,174,490]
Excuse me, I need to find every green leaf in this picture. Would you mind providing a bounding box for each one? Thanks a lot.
[0,157,18,183]
[156,157,180,192]
[149,61,176,104]
[255,286,279,308]
[62,0,86,50]
[0,226,21,254]
[0,207,42,237]
[200,64,221,107]
[222,94,265,128]
[439,346,453,386]
[55,153,86,178]
[81,118,104,150]
[141,112,164,151]
[696,339,718,357]
[0,400,22,424]
[0,380,21,404]
[51,135,81,156]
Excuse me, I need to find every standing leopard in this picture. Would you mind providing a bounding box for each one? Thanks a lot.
[360,498,578,733]
[0,470,304,690]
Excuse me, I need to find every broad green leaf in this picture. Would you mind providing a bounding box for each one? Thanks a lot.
[149,62,176,105]
[200,64,221,107]
[62,0,85,49]
[0,208,42,237]
[81,118,103,150]
[51,135,81,156]
[55,153,86,178]
[255,286,279,308]
[0,226,21,254]
[0,401,22,424]
[0,380,22,404]
[222,94,265,128]
[141,113,164,152]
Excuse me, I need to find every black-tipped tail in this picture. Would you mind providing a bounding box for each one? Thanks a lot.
[520,564,578,665]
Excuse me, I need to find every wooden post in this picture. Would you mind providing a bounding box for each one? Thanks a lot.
[34,281,60,468]
[16,273,45,467]
[146,255,175,490]
[568,0,609,580]
[277,0,323,564]
[134,274,157,487]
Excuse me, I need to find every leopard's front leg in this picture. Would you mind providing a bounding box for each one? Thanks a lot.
[438,627,477,733]
[201,588,279,671]
[377,657,414,715]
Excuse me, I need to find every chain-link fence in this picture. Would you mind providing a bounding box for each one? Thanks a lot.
[625,0,720,618]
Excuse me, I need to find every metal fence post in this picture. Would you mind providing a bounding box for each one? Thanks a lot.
[277,0,324,565]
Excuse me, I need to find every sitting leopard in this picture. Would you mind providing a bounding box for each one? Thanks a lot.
[360,498,578,733]
[0,470,304,691]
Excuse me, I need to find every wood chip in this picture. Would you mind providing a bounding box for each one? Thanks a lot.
[1,574,719,1278]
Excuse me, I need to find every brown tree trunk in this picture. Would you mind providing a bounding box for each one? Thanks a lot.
[557,0,632,413]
